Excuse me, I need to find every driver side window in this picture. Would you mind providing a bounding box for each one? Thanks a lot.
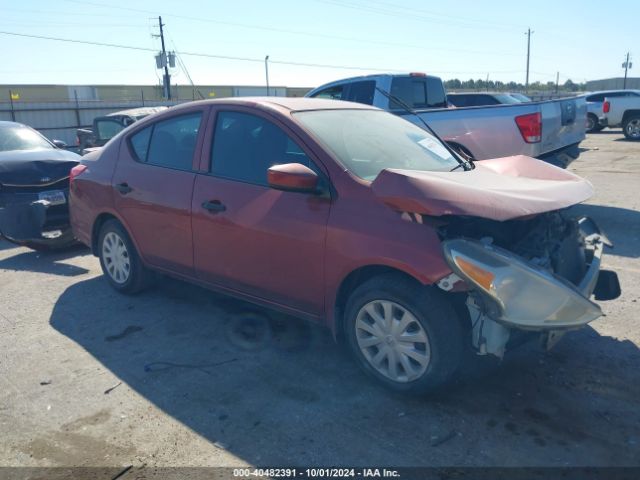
[210,111,317,186]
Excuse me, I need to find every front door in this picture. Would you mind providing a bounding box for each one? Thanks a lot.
[112,108,206,275]
[191,108,331,315]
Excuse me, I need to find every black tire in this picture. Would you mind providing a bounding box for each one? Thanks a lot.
[586,113,600,133]
[622,115,640,140]
[343,273,464,395]
[97,219,153,294]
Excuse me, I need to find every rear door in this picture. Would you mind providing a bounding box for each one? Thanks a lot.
[112,106,207,275]
[191,107,331,315]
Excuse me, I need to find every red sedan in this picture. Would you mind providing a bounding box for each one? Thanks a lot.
[69,98,619,393]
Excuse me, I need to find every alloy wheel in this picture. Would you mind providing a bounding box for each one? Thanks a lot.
[355,300,431,382]
[626,119,640,139]
[102,231,131,284]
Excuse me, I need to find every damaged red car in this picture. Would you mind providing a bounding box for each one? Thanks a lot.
[69,98,620,394]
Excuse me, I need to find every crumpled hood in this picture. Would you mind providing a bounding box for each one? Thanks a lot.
[371,155,594,221]
[0,149,80,186]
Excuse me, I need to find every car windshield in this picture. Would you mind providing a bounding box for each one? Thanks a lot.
[0,124,53,152]
[294,110,461,181]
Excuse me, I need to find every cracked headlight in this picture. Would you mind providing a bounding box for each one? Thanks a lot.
[442,238,601,329]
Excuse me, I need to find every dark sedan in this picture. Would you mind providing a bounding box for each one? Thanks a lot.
[0,121,80,250]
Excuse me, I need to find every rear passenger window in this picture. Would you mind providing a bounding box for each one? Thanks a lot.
[210,111,315,186]
[426,76,447,108]
[129,126,152,161]
[130,113,202,170]
[346,81,375,105]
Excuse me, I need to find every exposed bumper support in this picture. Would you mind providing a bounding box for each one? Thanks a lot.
[440,216,620,358]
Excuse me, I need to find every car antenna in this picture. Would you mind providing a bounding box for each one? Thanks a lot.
[374,87,473,171]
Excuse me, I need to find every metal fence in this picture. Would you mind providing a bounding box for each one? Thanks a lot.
[0,85,295,146]
[0,99,187,146]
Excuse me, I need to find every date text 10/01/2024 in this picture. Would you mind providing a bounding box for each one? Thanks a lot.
[232,468,401,478]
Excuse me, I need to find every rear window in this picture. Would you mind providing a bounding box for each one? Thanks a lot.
[0,124,53,152]
[311,85,344,100]
[389,76,447,109]
[95,119,126,141]
[586,94,605,102]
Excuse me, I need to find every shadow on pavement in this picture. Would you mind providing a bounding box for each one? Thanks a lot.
[0,238,19,252]
[0,243,91,276]
[50,275,640,466]
[569,204,640,258]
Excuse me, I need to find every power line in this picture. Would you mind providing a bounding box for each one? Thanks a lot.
[0,30,403,72]
[312,0,522,31]
[57,0,526,58]
[0,30,528,79]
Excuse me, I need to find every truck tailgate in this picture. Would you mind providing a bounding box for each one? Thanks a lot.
[539,97,586,155]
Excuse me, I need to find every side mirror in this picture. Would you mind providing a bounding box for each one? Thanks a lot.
[52,139,67,149]
[267,163,319,193]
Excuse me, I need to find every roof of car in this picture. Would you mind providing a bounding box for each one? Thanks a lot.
[169,96,378,112]
[585,89,640,95]
[105,106,169,117]
[0,121,27,128]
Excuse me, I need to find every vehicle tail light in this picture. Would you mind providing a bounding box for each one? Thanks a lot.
[603,100,610,113]
[515,112,542,143]
[76,136,80,146]
[70,164,88,183]
[409,72,426,77]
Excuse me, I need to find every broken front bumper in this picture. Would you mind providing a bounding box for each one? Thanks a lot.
[0,192,72,244]
[442,216,620,332]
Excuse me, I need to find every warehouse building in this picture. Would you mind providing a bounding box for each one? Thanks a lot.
[585,77,640,90]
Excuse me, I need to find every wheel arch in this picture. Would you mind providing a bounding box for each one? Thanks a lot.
[622,109,640,124]
[91,211,141,259]
[332,265,425,343]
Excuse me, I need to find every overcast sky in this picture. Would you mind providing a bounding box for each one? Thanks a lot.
[1,0,636,88]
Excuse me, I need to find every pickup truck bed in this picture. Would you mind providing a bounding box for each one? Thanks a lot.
[307,74,586,167]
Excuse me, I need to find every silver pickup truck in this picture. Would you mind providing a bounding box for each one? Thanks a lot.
[306,73,586,167]
[601,92,640,140]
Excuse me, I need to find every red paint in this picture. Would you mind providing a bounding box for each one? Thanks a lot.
[70,97,587,332]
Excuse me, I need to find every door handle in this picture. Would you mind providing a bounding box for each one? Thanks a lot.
[115,182,132,194]
[202,200,226,213]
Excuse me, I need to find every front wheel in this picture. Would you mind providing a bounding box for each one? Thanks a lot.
[98,219,153,294]
[343,274,464,394]
[622,115,640,140]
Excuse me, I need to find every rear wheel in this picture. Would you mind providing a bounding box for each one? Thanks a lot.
[98,219,152,294]
[343,274,464,394]
[622,115,640,140]
[586,113,600,133]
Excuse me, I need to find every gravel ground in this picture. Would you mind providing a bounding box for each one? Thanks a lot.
[0,130,638,470]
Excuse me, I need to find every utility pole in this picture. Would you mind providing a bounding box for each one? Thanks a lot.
[525,28,533,93]
[622,52,632,89]
[158,16,171,100]
[555,71,559,94]
[265,55,270,96]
